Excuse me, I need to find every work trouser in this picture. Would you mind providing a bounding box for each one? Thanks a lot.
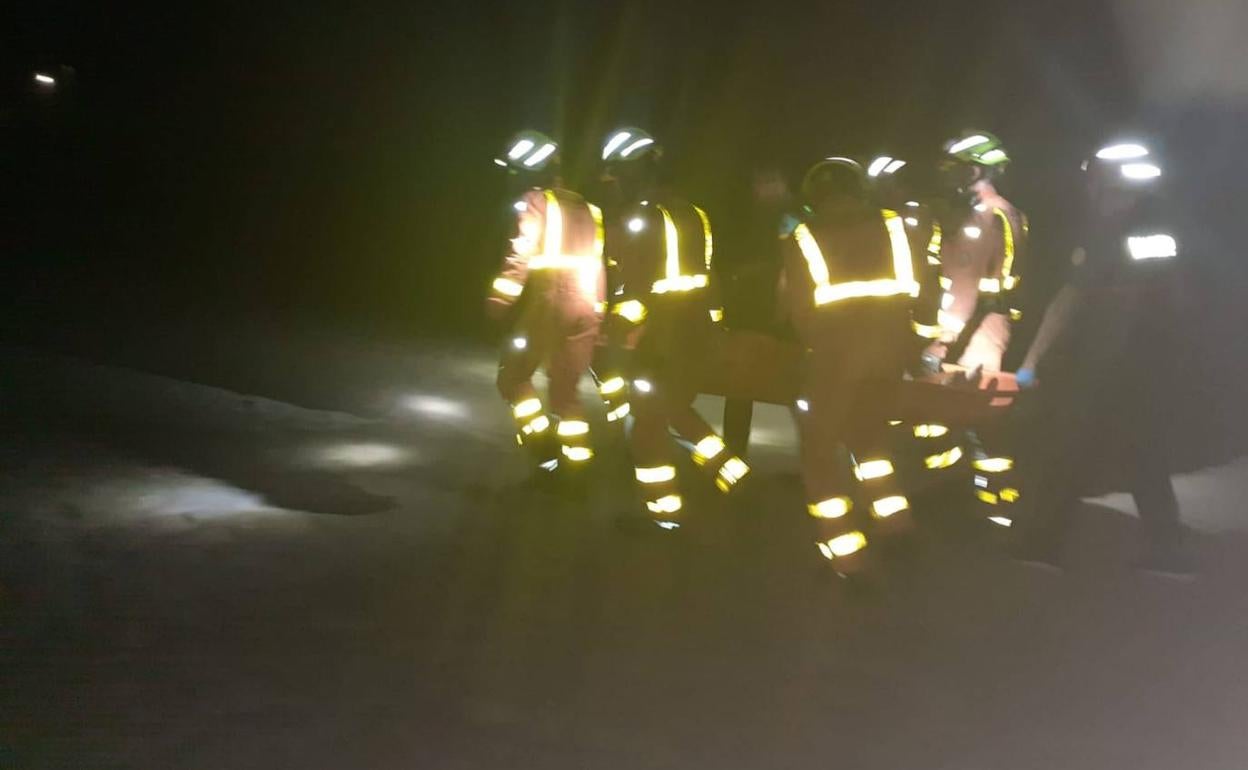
[628,301,749,528]
[795,304,912,574]
[497,281,601,470]
[1016,318,1180,551]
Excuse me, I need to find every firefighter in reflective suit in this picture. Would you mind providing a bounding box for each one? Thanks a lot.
[1013,141,1187,574]
[780,158,918,575]
[599,127,747,529]
[487,131,605,473]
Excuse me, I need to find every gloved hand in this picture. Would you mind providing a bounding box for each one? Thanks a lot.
[1015,368,1037,389]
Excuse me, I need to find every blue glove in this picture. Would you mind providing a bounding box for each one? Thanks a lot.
[1016,368,1037,389]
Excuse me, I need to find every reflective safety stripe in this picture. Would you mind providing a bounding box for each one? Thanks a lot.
[938,310,965,333]
[556,420,589,437]
[694,206,714,270]
[1010,308,1023,321]
[854,459,895,481]
[977,490,999,505]
[939,276,953,291]
[589,203,605,259]
[614,299,648,323]
[793,210,919,307]
[872,495,910,518]
[692,435,726,465]
[1127,234,1177,260]
[709,308,724,323]
[1000,488,1021,503]
[912,321,943,339]
[715,457,750,492]
[925,446,964,469]
[808,496,852,519]
[493,277,524,297]
[973,457,1013,473]
[818,531,868,559]
[606,403,631,422]
[513,398,542,419]
[651,205,711,294]
[993,208,1017,287]
[989,516,1013,527]
[599,377,626,396]
[927,224,943,260]
[635,465,677,484]
[979,277,1002,293]
[521,414,550,435]
[913,424,950,439]
[543,190,562,260]
[646,494,683,514]
[561,445,594,462]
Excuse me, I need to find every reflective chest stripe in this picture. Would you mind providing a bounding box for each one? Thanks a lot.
[793,210,919,307]
[527,191,605,270]
[927,223,943,265]
[650,204,710,294]
[977,208,1019,293]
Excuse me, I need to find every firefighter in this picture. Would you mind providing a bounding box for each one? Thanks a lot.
[487,131,605,475]
[867,155,967,476]
[1012,140,1188,575]
[780,157,917,576]
[928,132,1027,506]
[599,127,747,529]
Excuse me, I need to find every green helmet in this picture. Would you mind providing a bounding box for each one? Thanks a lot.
[601,127,659,164]
[494,130,559,172]
[944,131,1010,168]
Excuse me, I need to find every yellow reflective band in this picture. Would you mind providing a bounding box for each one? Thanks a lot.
[692,435,726,465]
[542,190,563,263]
[913,424,950,438]
[652,274,709,294]
[589,203,605,259]
[993,208,1016,283]
[522,414,550,435]
[813,279,915,305]
[709,308,724,323]
[808,496,852,519]
[927,224,943,256]
[561,445,594,463]
[794,223,832,287]
[979,277,1002,293]
[513,398,542,419]
[973,457,1014,473]
[515,433,523,446]
[989,516,1013,527]
[977,490,999,505]
[925,446,964,470]
[715,457,750,492]
[940,276,953,290]
[599,376,626,396]
[614,299,648,323]
[1000,488,1021,503]
[694,205,714,269]
[661,205,680,290]
[913,321,943,339]
[854,459,895,481]
[819,531,868,559]
[635,465,677,484]
[492,277,524,297]
[646,494,683,515]
[882,209,917,293]
[594,301,606,314]
[1004,275,1020,291]
[606,403,631,422]
[928,256,942,266]
[872,496,910,518]
[1010,308,1023,322]
[556,420,589,437]
[888,420,903,426]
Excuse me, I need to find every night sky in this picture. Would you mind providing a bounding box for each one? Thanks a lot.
[4,0,1245,345]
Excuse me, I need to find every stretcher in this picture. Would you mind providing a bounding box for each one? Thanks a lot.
[699,330,1021,454]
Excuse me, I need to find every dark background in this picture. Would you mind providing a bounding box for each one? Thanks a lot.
[3,0,1246,439]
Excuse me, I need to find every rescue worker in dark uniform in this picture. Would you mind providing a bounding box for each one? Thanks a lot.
[487,131,605,474]
[779,157,918,576]
[1013,140,1188,576]
[599,127,747,530]
[867,155,966,474]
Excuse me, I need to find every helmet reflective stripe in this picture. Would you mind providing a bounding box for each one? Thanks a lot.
[867,156,894,177]
[620,137,654,158]
[1127,234,1177,260]
[1096,143,1149,161]
[524,143,557,168]
[508,139,535,160]
[1121,162,1162,180]
[602,131,632,160]
[948,135,989,155]
[793,210,917,307]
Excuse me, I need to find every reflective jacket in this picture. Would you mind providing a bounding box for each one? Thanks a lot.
[488,187,605,311]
